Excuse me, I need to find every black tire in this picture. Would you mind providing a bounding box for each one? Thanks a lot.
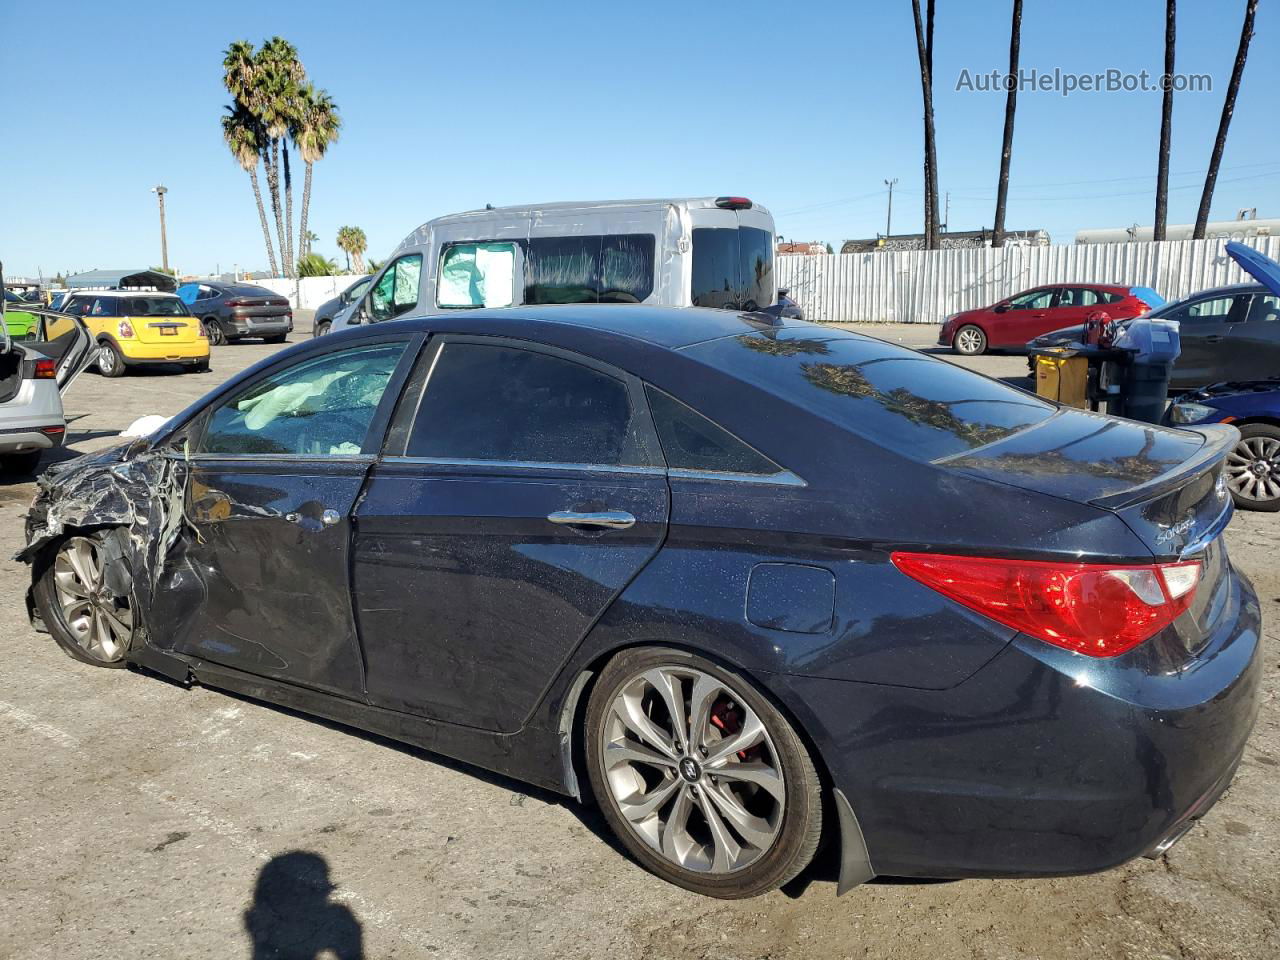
[33,531,135,668]
[264,334,288,344]
[953,324,988,356]
[313,320,331,338]
[192,358,211,374]
[1,450,42,475]
[203,317,226,346]
[584,646,823,898]
[1225,424,1280,512]
[96,340,126,378]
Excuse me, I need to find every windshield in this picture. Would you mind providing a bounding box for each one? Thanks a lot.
[686,330,1057,461]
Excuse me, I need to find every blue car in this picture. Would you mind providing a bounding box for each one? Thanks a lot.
[20,305,1261,898]
[1169,379,1280,510]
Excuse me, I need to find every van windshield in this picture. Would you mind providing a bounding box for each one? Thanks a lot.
[691,227,774,311]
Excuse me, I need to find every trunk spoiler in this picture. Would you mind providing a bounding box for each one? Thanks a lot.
[1089,424,1237,510]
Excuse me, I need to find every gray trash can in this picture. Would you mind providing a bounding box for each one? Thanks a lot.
[1105,318,1182,424]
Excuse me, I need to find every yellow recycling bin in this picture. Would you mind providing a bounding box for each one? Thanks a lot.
[1034,349,1089,408]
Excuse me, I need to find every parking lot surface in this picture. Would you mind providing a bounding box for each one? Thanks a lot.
[1,319,1276,960]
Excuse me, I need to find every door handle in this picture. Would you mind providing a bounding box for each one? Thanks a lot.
[547,510,636,530]
[285,509,342,525]
[285,512,300,523]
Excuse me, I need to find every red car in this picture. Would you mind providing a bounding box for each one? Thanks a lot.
[937,284,1163,355]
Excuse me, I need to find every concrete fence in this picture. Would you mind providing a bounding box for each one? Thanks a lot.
[255,275,367,311]
[776,236,1280,324]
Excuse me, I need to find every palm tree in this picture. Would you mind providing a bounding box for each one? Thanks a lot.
[1194,0,1258,239]
[336,226,367,274]
[301,230,319,258]
[910,0,939,248]
[256,37,305,278]
[1154,0,1176,241]
[992,0,1023,248]
[293,85,341,270]
[297,252,339,277]
[221,104,278,277]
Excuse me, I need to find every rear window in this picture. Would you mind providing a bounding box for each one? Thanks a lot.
[691,227,774,311]
[686,331,1056,461]
[120,297,188,316]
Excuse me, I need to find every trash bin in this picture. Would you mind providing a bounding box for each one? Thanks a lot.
[1105,318,1181,424]
[1033,349,1089,408]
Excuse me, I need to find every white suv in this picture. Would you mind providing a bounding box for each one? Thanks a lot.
[1,302,93,474]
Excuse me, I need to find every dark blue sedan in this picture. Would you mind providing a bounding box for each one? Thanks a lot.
[1169,379,1280,510]
[20,306,1261,898]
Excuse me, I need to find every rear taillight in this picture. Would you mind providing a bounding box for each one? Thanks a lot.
[33,358,56,379]
[117,320,135,338]
[891,552,1201,658]
[224,299,246,308]
[715,196,753,210]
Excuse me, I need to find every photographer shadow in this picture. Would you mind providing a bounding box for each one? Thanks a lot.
[244,851,363,960]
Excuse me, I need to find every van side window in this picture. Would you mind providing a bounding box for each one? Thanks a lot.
[370,254,424,321]
[437,243,516,308]
[525,234,655,305]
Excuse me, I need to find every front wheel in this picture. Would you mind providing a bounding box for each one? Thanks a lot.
[1225,424,1280,511]
[314,320,331,338]
[585,647,823,898]
[953,324,987,356]
[34,531,135,668]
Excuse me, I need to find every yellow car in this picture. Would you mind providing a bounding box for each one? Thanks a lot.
[59,291,209,377]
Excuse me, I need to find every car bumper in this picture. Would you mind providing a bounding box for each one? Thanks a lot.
[120,341,210,364]
[228,312,292,336]
[774,564,1263,879]
[0,424,66,453]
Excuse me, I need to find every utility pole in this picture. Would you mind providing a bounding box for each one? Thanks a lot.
[151,185,169,272]
[884,178,898,237]
[943,192,950,234]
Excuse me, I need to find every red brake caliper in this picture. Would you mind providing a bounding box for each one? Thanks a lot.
[709,700,761,762]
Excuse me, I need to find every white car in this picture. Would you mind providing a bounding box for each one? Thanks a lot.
[0,304,94,474]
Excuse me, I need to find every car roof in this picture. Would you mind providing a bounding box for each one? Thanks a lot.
[70,289,180,298]
[387,305,806,351]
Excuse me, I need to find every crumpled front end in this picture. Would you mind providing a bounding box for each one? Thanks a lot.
[17,441,189,636]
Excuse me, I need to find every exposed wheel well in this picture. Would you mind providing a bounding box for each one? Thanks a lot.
[1228,416,1280,430]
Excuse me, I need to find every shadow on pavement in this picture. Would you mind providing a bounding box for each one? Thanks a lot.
[244,851,364,959]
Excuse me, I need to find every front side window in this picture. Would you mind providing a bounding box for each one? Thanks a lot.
[1008,289,1055,310]
[369,255,424,321]
[90,298,119,317]
[1168,295,1249,324]
[405,342,645,466]
[200,343,407,456]
[437,244,515,309]
[645,386,782,477]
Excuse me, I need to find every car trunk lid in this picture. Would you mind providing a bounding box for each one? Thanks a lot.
[940,409,1235,559]
[228,296,290,318]
[128,314,200,345]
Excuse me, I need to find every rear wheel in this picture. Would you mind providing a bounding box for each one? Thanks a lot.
[34,532,135,668]
[96,341,126,378]
[0,450,42,475]
[585,647,823,898]
[1225,424,1280,511]
[202,318,225,346]
[953,324,987,356]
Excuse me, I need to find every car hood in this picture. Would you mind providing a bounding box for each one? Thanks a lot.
[940,407,1237,557]
[1181,378,1280,402]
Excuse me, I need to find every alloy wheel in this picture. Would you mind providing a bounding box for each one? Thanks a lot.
[955,326,985,354]
[599,666,785,874]
[97,344,117,375]
[204,319,225,346]
[51,536,133,663]
[1226,435,1280,503]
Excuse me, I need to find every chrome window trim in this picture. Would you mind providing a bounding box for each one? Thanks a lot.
[668,467,807,487]
[382,456,665,476]
[182,453,377,465]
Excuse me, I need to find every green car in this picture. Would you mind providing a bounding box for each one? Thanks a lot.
[3,291,39,340]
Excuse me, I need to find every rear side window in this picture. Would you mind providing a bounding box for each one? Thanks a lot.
[1060,287,1103,307]
[525,234,656,304]
[686,332,1056,461]
[645,386,783,477]
[437,244,515,309]
[405,342,648,467]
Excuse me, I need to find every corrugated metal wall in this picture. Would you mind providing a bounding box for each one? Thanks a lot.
[776,237,1280,324]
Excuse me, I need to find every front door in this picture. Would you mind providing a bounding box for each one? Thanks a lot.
[155,338,418,698]
[353,336,670,733]
[1164,292,1250,388]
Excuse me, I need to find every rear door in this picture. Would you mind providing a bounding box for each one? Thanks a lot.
[352,335,670,733]
[690,209,775,312]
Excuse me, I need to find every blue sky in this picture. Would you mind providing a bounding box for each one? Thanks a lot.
[2,0,1276,278]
